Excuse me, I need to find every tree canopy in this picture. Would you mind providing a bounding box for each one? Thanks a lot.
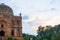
[23,24,60,40]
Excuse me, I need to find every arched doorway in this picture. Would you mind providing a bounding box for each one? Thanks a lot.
[11,30,14,36]
[0,30,5,40]
[0,30,5,36]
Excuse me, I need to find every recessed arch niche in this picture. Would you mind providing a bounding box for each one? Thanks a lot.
[0,20,7,28]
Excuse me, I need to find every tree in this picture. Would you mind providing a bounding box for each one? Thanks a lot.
[23,33,36,40]
[52,32,60,40]
[23,24,60,40]
[7,36,14,40]
[37,25,54,40]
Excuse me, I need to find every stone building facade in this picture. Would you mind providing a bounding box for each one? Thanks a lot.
[0,3,23,40]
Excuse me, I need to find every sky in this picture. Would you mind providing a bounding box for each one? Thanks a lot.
[0,0,60,35]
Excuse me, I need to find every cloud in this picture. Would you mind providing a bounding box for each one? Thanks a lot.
[35,8,57,13]
[23,16,36,24]
[50,0,55,4]
[22,15,29,20]
[44,15,60,26]
[11,0,16,2]
[31,24,39,32]
[30,15,60,32]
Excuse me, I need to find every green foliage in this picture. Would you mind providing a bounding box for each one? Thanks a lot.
[23,33,29,40]
[23,33,36,40]
[52,32,60,40]
[23,24,60,40]
[7,36,14,40]
[37,24,60,40]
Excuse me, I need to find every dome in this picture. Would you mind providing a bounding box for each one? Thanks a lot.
[0,3,13,14]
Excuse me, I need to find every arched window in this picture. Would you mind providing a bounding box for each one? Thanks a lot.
[11,30,14,36]
[1,24,4,28]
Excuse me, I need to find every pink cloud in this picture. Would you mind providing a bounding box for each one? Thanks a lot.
[31,15,60,32]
